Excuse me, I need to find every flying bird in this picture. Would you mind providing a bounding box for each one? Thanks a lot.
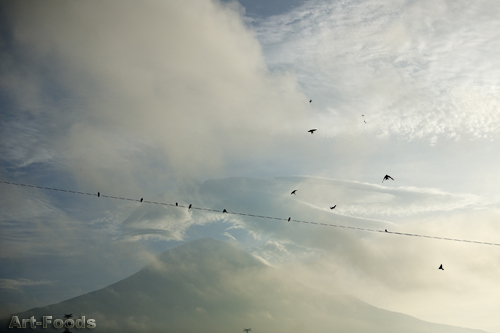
[223,209,227,213]
[64,314,73,319]
[97,192,100,197]
[291,190,297,195]
[188,204,192,209]
[308,128,317,134]
[140,198,143,202]
[382,174,394,183]
[330,205,336,209]
[439,264,444,270]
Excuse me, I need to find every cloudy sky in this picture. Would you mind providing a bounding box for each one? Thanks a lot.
[1,0,499,331]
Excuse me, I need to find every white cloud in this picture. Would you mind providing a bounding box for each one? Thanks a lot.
[0,0,313,197]
[251,0,500,142]
[251,239,321,265]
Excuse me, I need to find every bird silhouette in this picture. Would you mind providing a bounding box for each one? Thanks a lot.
[439,264,444,270]
[291,190,297,195]
[175,202,178,206]
[287,217,291,222]
[188,204,192,209]
[308,128,317,134]
[97,192,100,197]
[382,174,394,183]
[223,209,227,213]
[309,99,312,103]
[330,205,336,209]
[64,314,73,319]
[140,198,143,202]
[385,229,388,232]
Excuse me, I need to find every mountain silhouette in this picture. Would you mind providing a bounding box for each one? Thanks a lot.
[1,239,488,332]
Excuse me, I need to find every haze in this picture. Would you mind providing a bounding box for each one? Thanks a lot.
[1,0,499,331]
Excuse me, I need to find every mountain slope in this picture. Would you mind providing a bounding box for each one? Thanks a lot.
[1,238,488,332]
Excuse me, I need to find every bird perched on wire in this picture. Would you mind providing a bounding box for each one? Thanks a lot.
[291,190,297,195]
[308,128,317,134]
[97,192,100,197]
[176,202,178,206]
[309,99,312,103]
[382,175,394,183]
[188,204,192,209]
[287,217,291,222]
[439,264,444,270]
[140,198,143,202]
[223,209,227,213]
[330,205,336,210]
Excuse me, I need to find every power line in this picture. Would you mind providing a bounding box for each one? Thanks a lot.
[1,180,499,247]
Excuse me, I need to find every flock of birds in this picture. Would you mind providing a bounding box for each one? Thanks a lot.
[94,100,446,271]
[304,100,443,271]
[288,174,393,216]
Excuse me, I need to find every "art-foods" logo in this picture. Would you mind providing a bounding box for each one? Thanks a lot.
[8,315,96,329]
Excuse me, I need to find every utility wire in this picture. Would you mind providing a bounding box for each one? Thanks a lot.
[1,180,499,247]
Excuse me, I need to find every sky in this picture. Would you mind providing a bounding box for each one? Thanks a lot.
[0,0,499,331]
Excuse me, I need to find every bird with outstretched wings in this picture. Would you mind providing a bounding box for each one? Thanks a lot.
[382,174,394,183]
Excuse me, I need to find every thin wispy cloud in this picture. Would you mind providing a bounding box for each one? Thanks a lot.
[275,176,500,218]
[0,279,52,292]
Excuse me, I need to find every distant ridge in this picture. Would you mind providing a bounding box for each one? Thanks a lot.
[1,238,489,333]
